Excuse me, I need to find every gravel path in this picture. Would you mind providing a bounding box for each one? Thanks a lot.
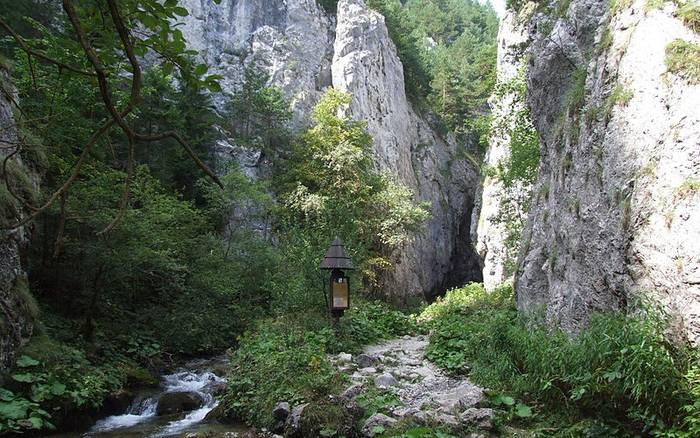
[332,335,494,437]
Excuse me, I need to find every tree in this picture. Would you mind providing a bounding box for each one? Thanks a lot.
[225,67,291,162]
[0,0,224,234]
[275,89,430,302]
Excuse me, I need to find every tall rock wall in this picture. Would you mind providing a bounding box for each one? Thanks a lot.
[0,68,35,372]
[495,0,700,343]
[177,0,483,302]
[332,0,482,301]
[475,11,530,290]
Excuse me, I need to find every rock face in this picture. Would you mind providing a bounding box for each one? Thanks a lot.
[493,1,700,343]
[177,0,483,301]
[0,68,35,373]
[475,10,531,290]
[332,0,482,300]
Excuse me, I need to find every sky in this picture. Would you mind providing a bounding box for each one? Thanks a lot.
[486,0,506,18]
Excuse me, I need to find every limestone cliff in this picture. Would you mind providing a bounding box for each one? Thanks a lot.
[332,0,482,301]
[0,68,36,372]
[475,11,531,290]
[489,0,700,343]
[178,0,483,301]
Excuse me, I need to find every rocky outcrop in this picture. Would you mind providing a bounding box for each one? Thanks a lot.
[177,0,483,301]
[475,10,531,290]
[501,0,700,343]
[178,0,335,178]
[332,0,482,300]
[0,68,36,372]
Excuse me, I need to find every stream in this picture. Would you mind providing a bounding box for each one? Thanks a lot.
[62,356,250,438]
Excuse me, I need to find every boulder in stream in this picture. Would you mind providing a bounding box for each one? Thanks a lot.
[156,391,204,416]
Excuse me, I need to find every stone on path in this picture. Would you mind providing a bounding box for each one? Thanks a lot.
[374,373,398,389]
[461,407,495,430]
[332,334,490,433]
[341,383,363,400]
[356,353,379,368]
[336,352,353,363]
[362,413,397,437]
[272,401,290,420]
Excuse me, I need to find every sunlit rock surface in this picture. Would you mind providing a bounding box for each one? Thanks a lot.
[506,0,700,344]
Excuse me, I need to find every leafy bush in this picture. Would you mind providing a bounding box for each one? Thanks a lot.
[678,1,700,33]
[223,315,345,427]
[423,283,696,434]
[666,39,700,84]
[1,333,130,433]
[223,300,419,428]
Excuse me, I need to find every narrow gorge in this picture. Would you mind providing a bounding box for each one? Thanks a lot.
[0,0,698,436]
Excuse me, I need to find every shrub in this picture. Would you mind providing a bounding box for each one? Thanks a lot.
[666,39,700,84]
[678,1,700,33]
[223,315,345,427]
[223,300,419,428]
[422,283,696,433]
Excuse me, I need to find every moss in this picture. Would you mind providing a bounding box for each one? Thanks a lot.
[565,67,588,115]
[678,1,700,33]
[123,364,159,387]
[561,152,573,174]
[603,84,634,122]
[0,158,39,226]
[13,276,39,322]
[620,194,633,229]
[555,0,573,17]
[666,39,700,83]
[610,0,633,15]
[645,0,666,10]
[674,178,700,200]
[598,27,614,54]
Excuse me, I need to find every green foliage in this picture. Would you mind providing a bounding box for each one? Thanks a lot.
[0,388,52,434]
[366,0,498,140]
[678,1,700,33]
[1,332,131,433]
[275,89,429,301]
[489,67,540,277]
[223,300,417,428]
[224,316,344,427]
[422,283,698,434]
[666,39,700,83]
[224,67,292,161]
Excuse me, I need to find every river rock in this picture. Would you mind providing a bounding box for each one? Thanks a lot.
[336,352,353,364]
[203,380,228,396]
[155,391,204,416]
[362,413,397,437]
[435,382,483,413]
[284,403,307,434]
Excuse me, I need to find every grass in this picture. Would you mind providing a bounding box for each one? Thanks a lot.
[666,39,700,83]
[678,1,700,33]
[645,0,665,11]
[222,300,420,428]
[421,283,698,436]
[674,177,700,200]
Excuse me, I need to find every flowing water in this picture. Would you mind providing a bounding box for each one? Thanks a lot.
[57,357,249,438]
